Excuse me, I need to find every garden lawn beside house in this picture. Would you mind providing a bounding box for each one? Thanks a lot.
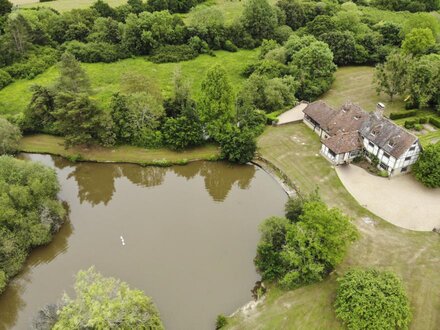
[19,134,220,165]
[0,49,259,115]
[226,123,440,330]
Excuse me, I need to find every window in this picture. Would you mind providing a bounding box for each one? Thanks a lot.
[383,152,390,159]
[380,163,389,171]
[328,149,336,158]
[401,167,408,173]
[409,146,416,152]
[405,156,411,161]
[368,142,374,148]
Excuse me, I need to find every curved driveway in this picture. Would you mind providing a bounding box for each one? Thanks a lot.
[336,165,440,231]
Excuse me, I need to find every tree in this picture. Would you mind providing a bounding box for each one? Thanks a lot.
[276,0,306,31]
[255,200,358,288]
[335,269,411,330]
[54,92,112,147]
[164,68,197,119]
[56,52,91,94]
[407,54,440,108]
[241,0,278,41]
[199,64,234,141]
[219,128,257,164]
[91,0,116,18]
[402,28,435,56]
[24,85,57,133]
[0,118,21,155]
[0,69,12,89]
[320,31,357,65]
[413,143,440,188]
[374,51,412,101]
[53,267,164,329]
[291,41,337,100]
[162,116,204,150]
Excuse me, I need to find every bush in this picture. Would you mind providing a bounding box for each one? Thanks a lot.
[429,117,440,129]
[389,110,418,120]
[413,123,423,131]
[133,129,163,149]
[413,143,440,188]
[335,269,411,330]
[149,45,198,63]
[404,119,417,129]
[0,118,21,155]
[4,47,59,79]
[215,314,228,329]
[223,40,238,52]
[0,69,12,90]
[62,41,125,63]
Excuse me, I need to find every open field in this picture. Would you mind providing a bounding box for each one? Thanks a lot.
[11,0,126,11]
[19,134,220,164]
[0,49,258,115]
[227,123,440,329]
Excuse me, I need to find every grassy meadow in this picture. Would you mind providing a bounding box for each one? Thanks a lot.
[11,0,127,11]
[226,123,440,329]
[0,49,259,115]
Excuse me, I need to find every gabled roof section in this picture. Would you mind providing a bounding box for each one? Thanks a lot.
[360,114,418,159]
[326,102,370,135]
[303,100,337,130]
[323,131,362,154]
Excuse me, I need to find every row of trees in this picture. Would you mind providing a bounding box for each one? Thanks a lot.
[0,156,66,294]
[32,267,164,329]
[254,194,412,329]
[22,52,263,163]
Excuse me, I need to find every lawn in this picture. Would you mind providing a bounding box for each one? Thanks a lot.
[0,49,259,115]
[19,134,220,164]
[226,123,440,329]
[11,0,127,11]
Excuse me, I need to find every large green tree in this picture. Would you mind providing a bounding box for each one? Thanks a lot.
[0,156,65,293]
[413,143,440,188]
[56,52,91,94]
[241,0,278,41]
[374,51,412,101]
[335,269,411,330]
[402,28,435,56]
[0,118,21,155]
[53,267,164,329]
[198,64,234,141]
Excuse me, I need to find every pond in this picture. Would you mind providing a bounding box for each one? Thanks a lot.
[0,154,286,330]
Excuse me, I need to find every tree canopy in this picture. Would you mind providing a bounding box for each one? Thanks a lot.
[335,268,412,330]
[0,118,21,155]
[413,143,440,188]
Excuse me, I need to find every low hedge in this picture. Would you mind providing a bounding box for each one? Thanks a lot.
[389,110,417,120]
[149,45,198,63]
[429,117,440,129]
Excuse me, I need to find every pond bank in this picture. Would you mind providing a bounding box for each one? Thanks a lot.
[19,134,220,166]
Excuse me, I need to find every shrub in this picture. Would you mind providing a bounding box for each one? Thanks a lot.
[429,117,440,129]
[133,129,163,149]
[149,45,198,63]
[413,123,423,131]
[335,269,411,330]
[62,41,125,63]
[223,40,238,52]
[4,47,59,79]
[162,116,204,150]
[215,314,228,329]
[389,110,418,120]
[0,118,21,155]
[404,120,417,129]
[413,143,440,188]
[0,69,12,89]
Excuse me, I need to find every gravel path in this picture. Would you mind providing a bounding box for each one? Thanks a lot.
[336,164,440,231]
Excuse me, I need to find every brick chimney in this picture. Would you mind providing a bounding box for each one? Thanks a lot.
[375,102,385,118]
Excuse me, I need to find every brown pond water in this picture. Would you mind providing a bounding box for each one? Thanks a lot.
[0,154,286,330]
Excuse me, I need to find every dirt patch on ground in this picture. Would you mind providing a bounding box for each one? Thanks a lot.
[336,165,440,231]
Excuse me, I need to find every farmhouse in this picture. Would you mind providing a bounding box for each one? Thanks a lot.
[303,101,421,176]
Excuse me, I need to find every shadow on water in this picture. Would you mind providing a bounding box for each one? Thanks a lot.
[0,219,73,330]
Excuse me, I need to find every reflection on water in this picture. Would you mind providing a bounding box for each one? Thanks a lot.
[0,154,285,330]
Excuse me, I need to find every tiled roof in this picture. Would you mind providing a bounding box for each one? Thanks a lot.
[303,100,337,130]
[326,103,370,135]
[360,114,418,159]
[323,131,362,154]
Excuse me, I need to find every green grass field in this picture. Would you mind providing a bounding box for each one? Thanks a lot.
[0,49,259,115]
[11,0,127,11]
[226,124,440,329]
[19,134,220,164]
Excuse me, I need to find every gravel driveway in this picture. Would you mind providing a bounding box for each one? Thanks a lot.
[336,165,440,231]
[277,103,308,125]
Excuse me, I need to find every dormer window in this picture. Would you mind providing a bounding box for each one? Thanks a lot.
[370,124,383,137]
[354,115,361,120]
[387,135,400,148]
